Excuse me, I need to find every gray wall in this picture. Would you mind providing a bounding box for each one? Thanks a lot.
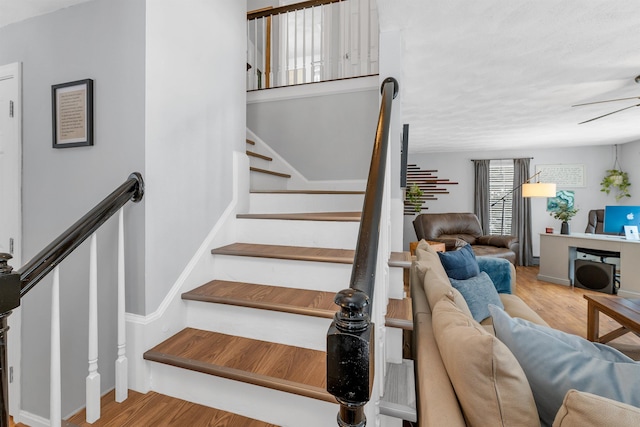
[404,142,640,256]
[1,0,247,419]
[0,0,146,418]
[247,89,378,180]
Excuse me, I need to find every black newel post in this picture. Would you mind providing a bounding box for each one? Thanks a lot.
[0,253,21,427]
[327,289,373,427]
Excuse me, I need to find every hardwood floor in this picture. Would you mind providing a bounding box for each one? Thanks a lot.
[515,265,640,347]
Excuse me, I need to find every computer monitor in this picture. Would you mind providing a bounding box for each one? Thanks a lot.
[603,205,640,234]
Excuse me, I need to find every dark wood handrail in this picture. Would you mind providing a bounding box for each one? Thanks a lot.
[327,77,398,427]
[18,172,144,296]
[248,0,345,20]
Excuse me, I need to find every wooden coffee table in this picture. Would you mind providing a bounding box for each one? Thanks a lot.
[584,294,640,343]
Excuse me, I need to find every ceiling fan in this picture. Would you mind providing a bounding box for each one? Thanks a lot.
[572,75,640,124]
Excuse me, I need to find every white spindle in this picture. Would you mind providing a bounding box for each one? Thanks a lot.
[293,11,298,84]
[50,267,61,427]
[115,209,128,402]
[285,11,290,85]
[261,17,266,88]
[86,233,100,423]
[302,9,306,83]
[254,18,259,88]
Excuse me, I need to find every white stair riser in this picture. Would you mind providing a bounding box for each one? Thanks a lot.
[247,155,272,169]
[249,193,363,213]
[250,171,289,191]
[389,268,405,299]
[237,219,359,249]
[149,363,338,427]
[211,255,353,292]
[184,301,331,351]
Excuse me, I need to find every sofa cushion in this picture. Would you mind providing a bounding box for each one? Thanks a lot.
[432,297,539,427]
[553,389,640,427]
[480,294,549,328]
[437,244,480,280]
[449,272,504,323]
[489,305,640,427]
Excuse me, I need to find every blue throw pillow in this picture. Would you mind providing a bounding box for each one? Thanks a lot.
[437,244,480,280]
[477,256,512,294]
[489,305,640,427]
[449,272,504,323]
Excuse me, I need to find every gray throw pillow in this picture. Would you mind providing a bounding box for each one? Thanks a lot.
[489,304,640,427]
[449,271,503,322]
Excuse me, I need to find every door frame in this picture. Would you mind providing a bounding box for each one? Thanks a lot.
[0,61,22,420]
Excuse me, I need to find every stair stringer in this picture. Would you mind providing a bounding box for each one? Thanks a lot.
[125,151,248,393]
[247,128,366,191]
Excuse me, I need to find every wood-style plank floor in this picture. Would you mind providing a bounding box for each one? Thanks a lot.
[516,266,640,348]
[66,389,276,427]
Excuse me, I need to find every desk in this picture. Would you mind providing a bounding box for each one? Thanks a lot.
[538,233,640,299]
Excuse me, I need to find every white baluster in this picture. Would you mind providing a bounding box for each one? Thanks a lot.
[115,209,128,402]
[50,267,61,427]
[86,233,100,422]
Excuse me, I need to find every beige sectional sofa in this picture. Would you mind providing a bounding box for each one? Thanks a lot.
[410,240,640,427]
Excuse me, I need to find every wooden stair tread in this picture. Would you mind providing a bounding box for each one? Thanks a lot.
[250,167,291,178]
[250,189,364,194]
[182,280,412,329]
[246,138,256,145]
[388,251,412,269]
[237,211,361,222]
[67,389,276,427]
[211,243,355,264]
[144,328,335,403]
[247,150,273,161]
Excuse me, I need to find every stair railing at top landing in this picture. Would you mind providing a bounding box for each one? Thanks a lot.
[0,172,144,427]
[247,0,379,90]
[327,77,398,427]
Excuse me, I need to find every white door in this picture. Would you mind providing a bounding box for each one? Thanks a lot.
[0,62,22,419]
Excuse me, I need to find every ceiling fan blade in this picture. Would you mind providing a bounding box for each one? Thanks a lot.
[572,96,640,107]
[578,103,640,124]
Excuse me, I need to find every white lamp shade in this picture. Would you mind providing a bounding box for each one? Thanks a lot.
[522,182,556,198]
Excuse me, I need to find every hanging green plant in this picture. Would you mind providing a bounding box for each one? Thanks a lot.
[406,183,424,213]
[601,169,631,201]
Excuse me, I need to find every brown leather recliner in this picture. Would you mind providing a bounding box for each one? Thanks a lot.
[413,212,519,265]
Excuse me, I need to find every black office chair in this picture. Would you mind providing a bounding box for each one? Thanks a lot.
[576,209,620,291]
[577,209,621,261]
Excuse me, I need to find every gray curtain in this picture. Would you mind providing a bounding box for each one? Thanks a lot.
[512,158,533,266]
[473,160,491,234]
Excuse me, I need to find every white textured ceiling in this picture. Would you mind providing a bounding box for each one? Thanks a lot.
[378,0,640,153]
[3,1,640,154]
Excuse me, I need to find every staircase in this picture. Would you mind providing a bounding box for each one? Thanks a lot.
[134,140,412,426]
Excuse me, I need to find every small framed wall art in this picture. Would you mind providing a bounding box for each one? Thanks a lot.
[52,79,94,148]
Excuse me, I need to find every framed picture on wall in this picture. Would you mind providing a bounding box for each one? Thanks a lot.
[52,79,94,148]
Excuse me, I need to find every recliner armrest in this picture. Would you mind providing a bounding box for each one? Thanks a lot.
[477,235,518,250]
[428,238,468,252]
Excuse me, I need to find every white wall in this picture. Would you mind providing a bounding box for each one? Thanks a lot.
[404,141,640,256]
[145,0,245,313]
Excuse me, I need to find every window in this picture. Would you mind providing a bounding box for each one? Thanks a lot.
[489,160,514,235]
